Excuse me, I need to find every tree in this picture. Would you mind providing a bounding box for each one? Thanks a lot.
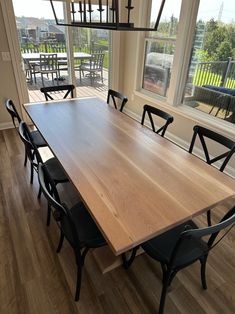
[215,41,233,61]
[201,17,235,62]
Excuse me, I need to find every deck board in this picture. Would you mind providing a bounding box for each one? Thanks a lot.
[27,70,108,103]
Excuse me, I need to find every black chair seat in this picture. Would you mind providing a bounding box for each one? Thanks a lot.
[61,201,106,248]
[142,220,207,267]
[31,130,47,147]
[45,158,68,184]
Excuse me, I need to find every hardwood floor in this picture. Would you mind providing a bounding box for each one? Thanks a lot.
[1,128,235,314]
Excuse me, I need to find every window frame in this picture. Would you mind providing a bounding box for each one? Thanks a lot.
[138,0,200,106]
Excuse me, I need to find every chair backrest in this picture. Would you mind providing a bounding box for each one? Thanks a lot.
[38,163,80,247]
[40,53,58,71]
[169,205,235,267]
[141,104,174,137]
[18,121,42,168]
[40,84,75,101]
[189,125,235,172]
[107,89,128,112]
[90,53,105,70]
[5,99,21,128]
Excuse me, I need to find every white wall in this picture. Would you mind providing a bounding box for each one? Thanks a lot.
[0,2,21,129]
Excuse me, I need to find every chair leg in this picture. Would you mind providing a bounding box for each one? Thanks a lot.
[207,210,212,226]
[56,230,64,253]
[81,247,89,265]
[101,69,103,83]
[159,272,171,314]
[122,246,138,269]
[75,265,82,301]
[24,146,27,166]
[200,256,208,290]
[41,73,44,87]
[30,163,34,184]
[34,72,37,84]
[74,249,83,301]
[46,203,51,226]
[160,262,167,284]
[37,186,42,199]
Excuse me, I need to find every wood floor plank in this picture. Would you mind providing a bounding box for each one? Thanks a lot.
[0,128,235,313]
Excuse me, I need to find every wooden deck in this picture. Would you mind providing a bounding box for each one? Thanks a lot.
[28,69,109,103]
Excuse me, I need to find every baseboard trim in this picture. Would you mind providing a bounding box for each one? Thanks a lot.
[0,122,14,130]
[124,108,235,179]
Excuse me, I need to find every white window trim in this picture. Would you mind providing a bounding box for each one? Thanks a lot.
[167,0,200,106]
[1,0,30,120]
[136,0,200,104]
[135,0,235,138]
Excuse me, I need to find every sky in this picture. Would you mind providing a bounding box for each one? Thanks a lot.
[13,0,235,24]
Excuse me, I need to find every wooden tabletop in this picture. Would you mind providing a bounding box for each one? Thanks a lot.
[24,97,235,255]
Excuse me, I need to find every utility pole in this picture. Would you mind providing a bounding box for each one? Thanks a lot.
[218,1,224,22]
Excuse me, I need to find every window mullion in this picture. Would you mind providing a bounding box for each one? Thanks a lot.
[167,0,200,106]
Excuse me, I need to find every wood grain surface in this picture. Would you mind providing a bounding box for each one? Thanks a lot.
[1,128,235,313]
[24,97,235,255]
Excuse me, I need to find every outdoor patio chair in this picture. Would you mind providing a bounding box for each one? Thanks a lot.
[23,58,40,84]
[80,53,105,86]
[39,53,59,86]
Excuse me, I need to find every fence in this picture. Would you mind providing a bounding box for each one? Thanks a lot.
[20,42,109,68]
[193,58,235,89]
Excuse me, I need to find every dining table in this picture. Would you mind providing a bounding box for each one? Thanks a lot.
[22,52,91,63]
[24,97,235,270]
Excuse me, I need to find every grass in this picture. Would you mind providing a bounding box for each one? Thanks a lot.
[193,69,235,88]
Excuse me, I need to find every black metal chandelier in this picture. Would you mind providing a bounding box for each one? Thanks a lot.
[50,0,166,31]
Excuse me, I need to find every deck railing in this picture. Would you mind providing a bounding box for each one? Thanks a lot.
[192,58,235,88]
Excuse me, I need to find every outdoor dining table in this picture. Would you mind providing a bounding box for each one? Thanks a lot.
[24,97,235,263]
[22,51,91,62]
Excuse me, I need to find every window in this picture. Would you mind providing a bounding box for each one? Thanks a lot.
[142,0,182,98]
[184,0,235,125]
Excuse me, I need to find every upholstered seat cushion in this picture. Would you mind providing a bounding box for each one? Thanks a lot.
[31,130,47,147]
[61,201,106,249]
[203,85,235,97]
[142,220,208,268]
[44,157,68,184]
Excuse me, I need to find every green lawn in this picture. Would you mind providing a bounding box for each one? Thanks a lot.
[193,69,235,88]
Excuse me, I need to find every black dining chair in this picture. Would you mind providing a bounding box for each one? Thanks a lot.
[189,125,235,225]
[18,121,69,225]
[107,89,128,112]
[123,205,235,314]
[5,99,47,166]
[38,162,107,301]
[141,104,174,137]
[40,84,75,101]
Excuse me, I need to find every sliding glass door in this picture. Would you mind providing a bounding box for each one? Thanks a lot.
[12,0,111,102]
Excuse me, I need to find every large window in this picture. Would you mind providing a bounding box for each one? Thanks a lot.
[184,0,235,125]
[142,0,181,98]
